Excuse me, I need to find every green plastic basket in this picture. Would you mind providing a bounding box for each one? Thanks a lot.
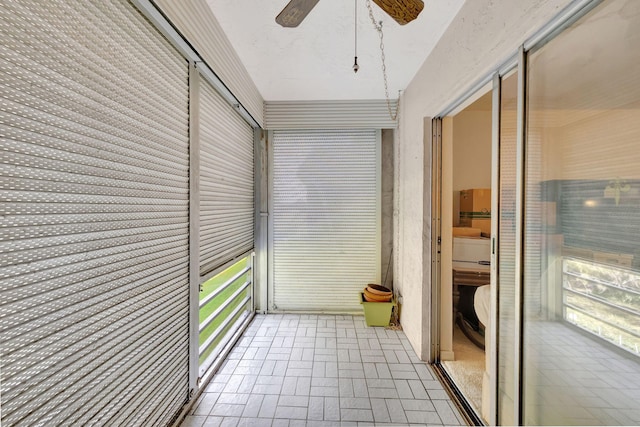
[360,292,396,327]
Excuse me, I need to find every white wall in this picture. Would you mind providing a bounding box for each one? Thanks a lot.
[452,110,492,226]
[395,0,573,359]
[452,110,493,192]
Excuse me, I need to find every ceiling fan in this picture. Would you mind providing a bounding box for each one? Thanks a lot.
[275,0,425,27]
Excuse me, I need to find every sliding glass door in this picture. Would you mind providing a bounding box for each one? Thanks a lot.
[496,69,518,426]
[431,1,640,424]
[520,1,640,425]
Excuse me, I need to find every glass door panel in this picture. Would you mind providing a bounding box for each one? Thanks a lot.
[496,70,519,426]
[523,1,640,425]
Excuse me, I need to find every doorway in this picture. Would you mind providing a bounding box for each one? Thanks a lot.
[435,89,494,422]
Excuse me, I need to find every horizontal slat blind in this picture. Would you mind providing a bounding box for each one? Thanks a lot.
[265,100,399,130]
[271,130,380,311]
[199,77,254,277]
[0,1,190,426]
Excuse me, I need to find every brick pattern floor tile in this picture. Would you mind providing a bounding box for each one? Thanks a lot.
[182,315,466,427]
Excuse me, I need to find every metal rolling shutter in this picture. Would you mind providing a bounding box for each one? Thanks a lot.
[265,100,399,129]
[271,130,380,312]
[198,77,255,277]
[153,0,264,126]
[0,1,189,426]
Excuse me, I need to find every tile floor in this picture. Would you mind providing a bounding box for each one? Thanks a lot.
[182,314,467,427]
[523,321,640,426]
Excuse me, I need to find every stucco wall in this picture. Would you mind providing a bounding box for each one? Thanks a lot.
[395,0,573,359]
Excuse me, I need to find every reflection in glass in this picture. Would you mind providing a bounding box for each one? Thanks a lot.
[523,0,640,425]
[497,70,518,426]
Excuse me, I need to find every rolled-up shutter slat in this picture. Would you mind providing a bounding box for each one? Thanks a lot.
[271,130,380,312]
[0,1,190,425]
[198,78,254,277]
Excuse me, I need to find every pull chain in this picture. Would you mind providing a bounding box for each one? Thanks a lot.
[365,0,399,122]
[353,0,359,73]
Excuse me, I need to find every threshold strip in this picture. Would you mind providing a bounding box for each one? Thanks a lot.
[432,362,485,426]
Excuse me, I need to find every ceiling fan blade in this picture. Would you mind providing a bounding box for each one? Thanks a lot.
[372,0,424,25]
[275,0,320,27]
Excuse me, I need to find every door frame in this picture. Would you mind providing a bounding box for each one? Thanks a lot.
[428,84,498,423]
[427,117,440,363]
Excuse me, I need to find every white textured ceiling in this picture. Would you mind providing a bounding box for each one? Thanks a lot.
[205,0,465,101]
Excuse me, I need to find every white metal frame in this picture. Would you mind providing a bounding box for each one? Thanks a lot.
[429,117,441,363]
[188,61,201,394]
[489,71,501,426]
[267,130,275,311]
[255,129,269,313]
[513,45,527,425]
